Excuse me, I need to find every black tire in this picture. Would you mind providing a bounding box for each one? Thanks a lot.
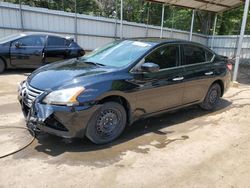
[200,83,221,111]
[86,102,127,144]
[0,58,5,73]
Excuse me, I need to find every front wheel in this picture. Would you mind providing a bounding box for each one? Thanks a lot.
[200,83,222,111]
[86,102,127,144]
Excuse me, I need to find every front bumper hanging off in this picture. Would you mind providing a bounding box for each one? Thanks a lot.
[18,91,100,139]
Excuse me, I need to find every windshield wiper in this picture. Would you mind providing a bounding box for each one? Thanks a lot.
[83,61,105,67]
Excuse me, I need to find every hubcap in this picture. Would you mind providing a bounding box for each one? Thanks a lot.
[96,109,120,137]
[209,89,218,104]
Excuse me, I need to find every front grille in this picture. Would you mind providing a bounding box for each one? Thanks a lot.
[20,82,44,107]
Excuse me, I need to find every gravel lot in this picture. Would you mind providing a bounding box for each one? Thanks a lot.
[0,66,250,188]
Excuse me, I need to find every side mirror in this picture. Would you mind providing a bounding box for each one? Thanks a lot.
[141,62,160,73]
[15,42,21,48]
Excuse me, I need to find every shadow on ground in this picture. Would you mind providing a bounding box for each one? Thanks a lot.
[14,98,232,167]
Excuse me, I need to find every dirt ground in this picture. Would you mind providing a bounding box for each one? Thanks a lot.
[0,66,250,188]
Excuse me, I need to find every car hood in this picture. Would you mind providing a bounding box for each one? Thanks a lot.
[27,59,116,90]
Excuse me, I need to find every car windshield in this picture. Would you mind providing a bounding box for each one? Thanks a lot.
[0,33,25,44]
[80,40,153,67]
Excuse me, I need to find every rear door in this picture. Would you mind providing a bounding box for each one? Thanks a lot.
[10,35,46,68]
[133,44,185,114]
[44,36,69,63]
[181,44,215,104]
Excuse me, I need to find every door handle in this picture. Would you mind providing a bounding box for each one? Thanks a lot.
[173,77,184,81]
[205,71,214,76]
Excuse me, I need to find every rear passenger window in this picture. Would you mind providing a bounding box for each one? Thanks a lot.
[47,36,66,47]
[145,45,179,69]
[65,39,72,46]
[15,36,46,47]
[205,50,214,62]
[183,45,206,65]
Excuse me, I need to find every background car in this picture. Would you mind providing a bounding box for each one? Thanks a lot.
[0,32,85,73]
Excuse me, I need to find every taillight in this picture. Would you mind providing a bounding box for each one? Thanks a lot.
[227,63,233,71]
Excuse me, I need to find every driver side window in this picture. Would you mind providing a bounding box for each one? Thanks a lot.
[145,44,179,69]
[13,35,46,47]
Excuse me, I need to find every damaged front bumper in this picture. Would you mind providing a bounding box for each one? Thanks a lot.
[18,93,100,139]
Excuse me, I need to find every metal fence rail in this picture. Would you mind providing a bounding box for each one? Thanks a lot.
[208,35,250,63]
[0,1,207,50]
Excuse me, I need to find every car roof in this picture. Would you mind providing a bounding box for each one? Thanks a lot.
[123,37,206,48]
[18,32,73,39]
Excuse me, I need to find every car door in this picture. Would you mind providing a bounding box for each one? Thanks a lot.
[10,35,46,68]
[181,44,215,104]
[44,36,69,63]
[132,44,185,114]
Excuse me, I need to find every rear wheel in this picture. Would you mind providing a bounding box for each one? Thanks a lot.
[200,83,221,111]
[86,102,127,144]
[0,59,5,73]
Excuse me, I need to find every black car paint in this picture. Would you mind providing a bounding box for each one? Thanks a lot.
[18,39,231,139]
[0,33,84,69]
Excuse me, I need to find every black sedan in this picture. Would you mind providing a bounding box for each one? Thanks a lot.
[0,32,84,73]
[18,39,232,144]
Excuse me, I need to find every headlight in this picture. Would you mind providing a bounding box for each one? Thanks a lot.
[43,87,85,106]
